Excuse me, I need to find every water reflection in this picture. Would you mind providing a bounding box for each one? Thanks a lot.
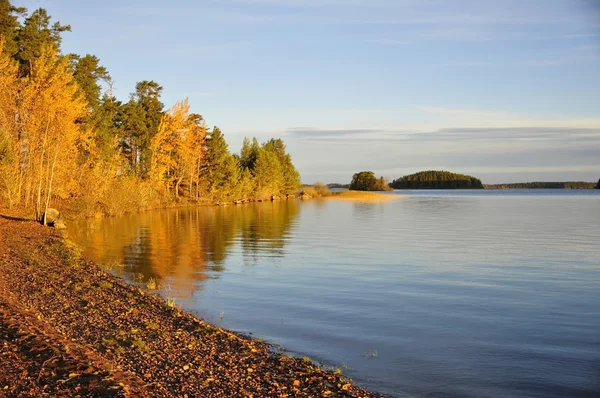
[69,200,300,298]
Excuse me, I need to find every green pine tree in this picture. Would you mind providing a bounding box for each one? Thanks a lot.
[0,0,26,56]
[15,7,70,75]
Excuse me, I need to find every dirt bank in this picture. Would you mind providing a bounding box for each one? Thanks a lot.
[0,209,381,397]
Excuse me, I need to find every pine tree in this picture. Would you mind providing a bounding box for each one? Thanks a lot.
[15,8,70,76]
[262,138,300,194]
[203,126,234,200]
[0,0,26,56]
[252,147,283,199]
[68,54,110,111]
[121,80,164,177]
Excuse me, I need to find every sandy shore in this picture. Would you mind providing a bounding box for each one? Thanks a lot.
[0,209,381,397]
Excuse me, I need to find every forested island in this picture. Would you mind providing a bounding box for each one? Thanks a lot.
[0,1,300,220]
[390,171,484,189]
[485,182,597,189]
[349,171,392,191]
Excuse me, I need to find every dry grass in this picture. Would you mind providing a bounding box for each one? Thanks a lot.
[328,190,404,202]
[300,182,331,198]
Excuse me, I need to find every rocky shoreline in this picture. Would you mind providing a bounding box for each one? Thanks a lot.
[0,211,381,397]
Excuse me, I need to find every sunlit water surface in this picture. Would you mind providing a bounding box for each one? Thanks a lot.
[69,190,600,397]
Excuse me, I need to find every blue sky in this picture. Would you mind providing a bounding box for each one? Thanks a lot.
[16,0,600,183]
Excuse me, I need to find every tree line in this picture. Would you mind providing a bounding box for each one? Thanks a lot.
[390,171,484,189]
[485,182,596,189]
[0,1,300,218]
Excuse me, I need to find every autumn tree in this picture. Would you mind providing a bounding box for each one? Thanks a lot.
[0,38,21,207]
[150,100,205,198]
[0,1,305,212]
[19,45,86,221]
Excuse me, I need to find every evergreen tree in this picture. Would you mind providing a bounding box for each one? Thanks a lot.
[239,137,253,169]
[596,179,600,189]
[91,94,124,166]
[203,126,231,198]
[15,8,70,75]
[120,80,164,177]
[262,138,300,194]
[240,137,260,171]
[252,147,283,199]
[0,0,26,56]
[68,54,110,111]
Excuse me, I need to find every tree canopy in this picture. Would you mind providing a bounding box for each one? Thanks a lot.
[349,171,392,191]
[390,170,484,189]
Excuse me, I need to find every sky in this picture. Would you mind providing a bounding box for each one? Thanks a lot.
[15,0,600,184]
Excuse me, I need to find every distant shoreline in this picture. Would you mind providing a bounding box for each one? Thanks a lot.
[324,182,598,190]
[484,182,596,189]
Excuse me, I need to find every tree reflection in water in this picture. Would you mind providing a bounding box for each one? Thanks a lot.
[68,200,301,298]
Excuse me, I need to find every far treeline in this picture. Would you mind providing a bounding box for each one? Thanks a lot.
[0,1,301,219]
[486,182,597,189]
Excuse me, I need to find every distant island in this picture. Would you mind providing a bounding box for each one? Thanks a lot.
[485,182,596,189]
[596,179,600,189]
[390,171,484,189]
[327,183,350,189]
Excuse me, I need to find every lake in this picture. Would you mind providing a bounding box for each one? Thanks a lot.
[68,190,600,397]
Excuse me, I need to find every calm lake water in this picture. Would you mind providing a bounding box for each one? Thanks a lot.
[69,190,600,397]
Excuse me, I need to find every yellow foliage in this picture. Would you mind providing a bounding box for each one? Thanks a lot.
[150,99,206,198]
[0,43,88,214]
[19,46,87,219]
[0,39,22,207]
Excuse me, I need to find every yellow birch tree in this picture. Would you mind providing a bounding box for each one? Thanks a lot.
[0,39,22,207]
[19,45,87,221]
[150,99,205,198]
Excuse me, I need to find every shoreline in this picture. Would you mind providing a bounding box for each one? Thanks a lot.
[0,210,381,397]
